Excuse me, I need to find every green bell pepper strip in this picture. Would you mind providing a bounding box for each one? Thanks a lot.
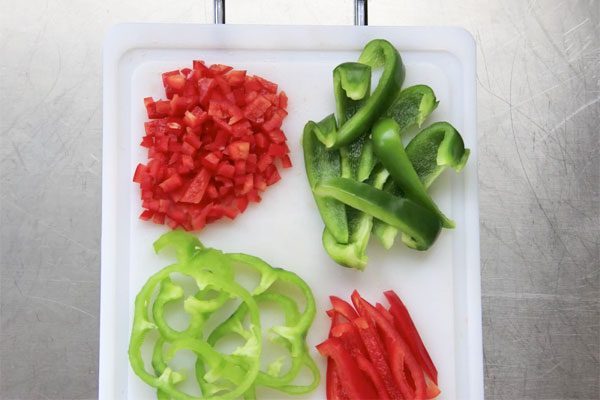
[327,39,405,149]
[373,121,470,248]
[406,121,470,187]
[384,84,439,131]
[303,115,349,244]
[322,166,390,269]
[315,177,441,251]
[372,118,455,229]
[334,62,375,183]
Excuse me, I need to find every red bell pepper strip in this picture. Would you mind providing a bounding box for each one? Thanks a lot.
[353,317,403,400]
[327,312,350,400]
[329,316,390,400]
[330,296,359,320]
[352,291,426,400]
[385,290,438,384]
[317,338,378,400]
[376,302,395,323]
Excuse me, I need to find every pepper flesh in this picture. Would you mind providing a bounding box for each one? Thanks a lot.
[328,39,405,149]
[374,120,470,249]
[129,232,319,399]
[372,117,455,229]
[315,177,441,251]
[303,115,349,244]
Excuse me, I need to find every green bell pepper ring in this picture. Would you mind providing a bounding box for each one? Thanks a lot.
[372,117,455,229]
[374,121,470,248]
[129,265,262,400]
[328,39,405,149]
[303,115,349,244]
[322,166,390,269]
[315,177,441,251]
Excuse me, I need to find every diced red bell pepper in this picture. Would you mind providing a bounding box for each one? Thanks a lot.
[243,95,272,122]
[227,141,250,160]
[158,174,183,193]
[180,169,210,204]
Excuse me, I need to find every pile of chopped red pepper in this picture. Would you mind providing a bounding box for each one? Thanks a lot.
[317,290,440,399]
[133,61,291,231]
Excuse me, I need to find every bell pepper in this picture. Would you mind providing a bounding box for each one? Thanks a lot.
[374,121,470,249]
[315,177,441,251]
[372,117,454,231]
[129,232,319,399]
[205,253,320,395]
[333,62,376,183]
[317,337,379,399]
[384,290,438,384]
[384,84,439,131]
[327,39,405,149]
[353,317,403,399]
[303,115,349,244]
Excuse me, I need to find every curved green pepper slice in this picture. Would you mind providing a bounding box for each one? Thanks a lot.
[374,121,470,248]
[315,177,441,250]
[372,118,455,228]
[303,116,349,244]
[328,39,405,149]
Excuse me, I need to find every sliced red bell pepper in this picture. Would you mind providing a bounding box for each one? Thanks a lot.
[353,316,403,400]
[331,319,390,400]
[353,291,426,400]
[317,338,378,400]
[330,296,358,321]
[385,290,438,385]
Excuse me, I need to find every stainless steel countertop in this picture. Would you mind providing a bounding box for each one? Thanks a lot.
[1,1,598,399]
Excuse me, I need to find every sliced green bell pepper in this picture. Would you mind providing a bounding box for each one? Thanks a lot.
[384,84,439,131]
[129,232,319,399]
[374,121,470,248]
[327,39,405,149]
[322,166,390,269]
[333,62,376,183]
[372,118,455,229]
[302,115,349,244]
[315,177,441,251]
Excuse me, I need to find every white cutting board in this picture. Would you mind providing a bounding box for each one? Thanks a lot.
[101,24,482,400]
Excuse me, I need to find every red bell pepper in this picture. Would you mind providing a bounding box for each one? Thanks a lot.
[352,291,426,400]
[353,316,403,400]
[330,296,359,320]
[385,290,438,384]
[317,338,378,400]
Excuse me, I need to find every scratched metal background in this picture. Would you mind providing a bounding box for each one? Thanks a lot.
[0,0,598,399]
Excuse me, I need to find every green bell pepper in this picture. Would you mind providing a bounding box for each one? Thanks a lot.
[303,115,349,244]
[374,121,470,248]
[327,39,405,149]
[315,177,441,251]
[322,166,390,269]
[384,84,439,131]
[372,118,455,229]
[333,62,376,182]
[129,232,319,399]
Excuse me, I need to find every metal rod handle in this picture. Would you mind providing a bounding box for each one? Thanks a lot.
[213,0,367,26]
[355,0,368,26]
[214,0,225,24]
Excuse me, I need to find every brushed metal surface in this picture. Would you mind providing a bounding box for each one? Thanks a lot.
[0,0,598,399]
